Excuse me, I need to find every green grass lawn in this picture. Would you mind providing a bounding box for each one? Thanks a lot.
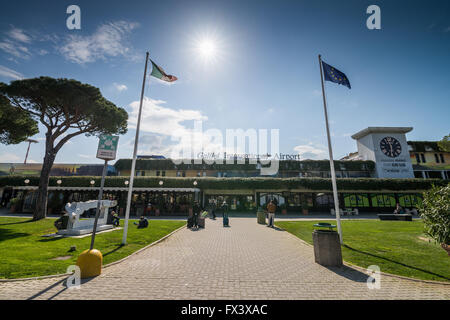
[276,220,450,282]
[0,217,185,279]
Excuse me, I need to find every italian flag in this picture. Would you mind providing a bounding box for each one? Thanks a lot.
[150,59,178,82]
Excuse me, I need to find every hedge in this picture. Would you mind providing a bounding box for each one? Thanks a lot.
[113,159,375,172]
[1,175,447,191]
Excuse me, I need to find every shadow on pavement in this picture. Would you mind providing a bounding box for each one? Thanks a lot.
[271,226,284,231]
[27,276,96,300]
[188,227,207,231]
[324,265,370,283]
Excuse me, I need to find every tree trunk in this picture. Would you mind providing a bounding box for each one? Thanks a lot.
[33,138,56,220]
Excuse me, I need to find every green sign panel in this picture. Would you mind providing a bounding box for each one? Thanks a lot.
[96,135,119,160]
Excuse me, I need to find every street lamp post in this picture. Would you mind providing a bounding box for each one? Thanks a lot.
[24,139,38,164]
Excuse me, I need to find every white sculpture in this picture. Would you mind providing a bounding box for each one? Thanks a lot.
[57,200,117,236]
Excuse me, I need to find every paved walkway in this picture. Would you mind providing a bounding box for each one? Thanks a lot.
[0,218,449,300]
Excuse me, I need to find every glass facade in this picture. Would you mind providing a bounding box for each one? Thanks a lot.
[3,187,424,216]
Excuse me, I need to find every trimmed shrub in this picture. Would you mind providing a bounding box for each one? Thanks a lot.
[419,184,450,245]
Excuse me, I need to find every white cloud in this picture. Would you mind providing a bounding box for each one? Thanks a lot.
[78,154,94,159]
[0,152,21,162]
[0,65,23,79]
[293,143,327,160]
[59,21,139,64]
[54,135,74,146]
[126,98,237,159]
[0,39,31,59]
[137,133,172,156]
[113,82,128,92]
[0,26,56,60]
[7,28,31,43]
[128,97,207,137]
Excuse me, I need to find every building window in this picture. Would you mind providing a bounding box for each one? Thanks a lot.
[182,171,186,177]
[315,193,334,207]
[176,171,181,177]
[440,154,445,163]
[156,171,160,176]
[197,172,201,177]
[420,154,426,163]
[370,194,396,208]
[343,194,370,208]
[203,171,206,176]
[415,153,420,163]
[434,154,440,163]
[398,194,423,207]
[162,171,166,177]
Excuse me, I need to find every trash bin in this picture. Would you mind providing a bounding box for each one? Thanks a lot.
[312,223,342,267]
[257,207,266,224]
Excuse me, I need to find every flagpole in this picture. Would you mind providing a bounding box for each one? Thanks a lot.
[122,51,149,245]
[318,54,343,244]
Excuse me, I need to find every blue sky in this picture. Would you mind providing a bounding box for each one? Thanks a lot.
[0,0,449,164]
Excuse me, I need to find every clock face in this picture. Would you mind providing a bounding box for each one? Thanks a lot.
[380,137,402,158]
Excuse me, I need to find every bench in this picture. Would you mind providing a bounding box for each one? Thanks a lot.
[378,214,412,221]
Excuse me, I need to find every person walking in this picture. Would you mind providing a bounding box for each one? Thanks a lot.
[211,198,217,219]
[267,200,276,228]
[192,201,201,228]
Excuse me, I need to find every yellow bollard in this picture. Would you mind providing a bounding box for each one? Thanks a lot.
[76,249,103,278]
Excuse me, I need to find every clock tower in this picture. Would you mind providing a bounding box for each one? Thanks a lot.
[351,127,414,178]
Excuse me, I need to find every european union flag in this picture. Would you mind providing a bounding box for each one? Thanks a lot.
[322,61,351,89]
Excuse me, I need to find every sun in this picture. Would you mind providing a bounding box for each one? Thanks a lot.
[189,28,228,68]
[198,39,217,59]
[190,32,224,66]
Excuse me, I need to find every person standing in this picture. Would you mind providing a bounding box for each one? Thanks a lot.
[221,200,229,227]
[267,200,276,228]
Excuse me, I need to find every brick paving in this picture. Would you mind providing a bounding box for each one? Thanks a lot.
[0,217,449,300]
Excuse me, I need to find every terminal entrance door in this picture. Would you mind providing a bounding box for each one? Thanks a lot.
[259,193,285,208]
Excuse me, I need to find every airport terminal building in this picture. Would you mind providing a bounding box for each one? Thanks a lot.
[0,127,448,216]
